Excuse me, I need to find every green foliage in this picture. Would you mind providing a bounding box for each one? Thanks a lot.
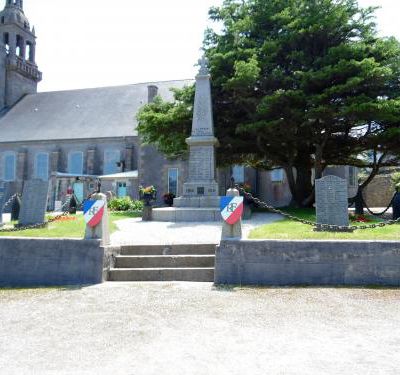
[391,172,400,191]
[137,0,400,206]
[108,197,143,212]
[137,87,194,158]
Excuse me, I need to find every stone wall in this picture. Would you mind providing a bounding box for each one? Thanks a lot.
[215,239,400,286]
[363,175,395,208]
[0,238,105,287]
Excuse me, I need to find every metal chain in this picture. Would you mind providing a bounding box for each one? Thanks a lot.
[0,195,73,233]
[235,184,400,231]
[361,194,395,217]
[0,188,100,233]
[1,193,19,211]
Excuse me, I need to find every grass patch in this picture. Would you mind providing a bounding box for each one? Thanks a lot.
[249,208,400,240]
[0,211,141,238]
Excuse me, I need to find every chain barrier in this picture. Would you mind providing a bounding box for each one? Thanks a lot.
[361,194,395,217]
[0,186,101,233]
[1,193,19,211]
[235,184,400,231]
[0,194,73,233]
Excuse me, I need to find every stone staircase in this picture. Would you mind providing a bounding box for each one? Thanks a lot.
[109,244,216,282]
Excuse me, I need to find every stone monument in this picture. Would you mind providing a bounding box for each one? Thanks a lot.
[181,55,219,198]
[152,56,221,222]
[18,179,50,226]
[315,175,351,231]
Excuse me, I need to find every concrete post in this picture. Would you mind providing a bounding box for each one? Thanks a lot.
[84,193,110,246]
[221,188,242,240]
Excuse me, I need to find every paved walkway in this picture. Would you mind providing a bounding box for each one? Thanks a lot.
[111,212,281,245]
[0,283,399,375]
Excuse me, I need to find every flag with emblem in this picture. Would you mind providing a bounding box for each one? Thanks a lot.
[83,200,105,228]
[220,196,244,224]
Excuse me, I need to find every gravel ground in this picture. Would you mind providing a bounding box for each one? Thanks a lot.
[0,283,399,375]
[111,212,281,245]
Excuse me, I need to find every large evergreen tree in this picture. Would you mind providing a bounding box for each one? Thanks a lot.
[138,0,400,207]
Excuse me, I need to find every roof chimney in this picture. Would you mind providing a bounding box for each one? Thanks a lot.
[147,85,158,103]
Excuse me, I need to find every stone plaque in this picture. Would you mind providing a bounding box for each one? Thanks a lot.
[188,146,214,181]
[19,180,50,226]
[315,175,349,227]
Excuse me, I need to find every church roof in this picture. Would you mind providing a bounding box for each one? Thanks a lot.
[0,80,193,143]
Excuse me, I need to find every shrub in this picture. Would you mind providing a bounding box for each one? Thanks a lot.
[108,197,143,212]
[392,172,400,192]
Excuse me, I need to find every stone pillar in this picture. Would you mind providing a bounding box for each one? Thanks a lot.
[84,193,110,246]
[87,148,96,175]
[221,188,242,240]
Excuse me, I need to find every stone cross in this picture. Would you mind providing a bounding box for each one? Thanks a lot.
[198,55,209,76]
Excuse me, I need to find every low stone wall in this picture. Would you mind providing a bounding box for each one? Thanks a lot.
[215,239,400,286]
[0,238,105,287]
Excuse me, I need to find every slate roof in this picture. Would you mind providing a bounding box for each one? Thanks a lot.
[0,79,193,143]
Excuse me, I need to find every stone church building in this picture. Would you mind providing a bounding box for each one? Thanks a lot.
[0,1,358,210]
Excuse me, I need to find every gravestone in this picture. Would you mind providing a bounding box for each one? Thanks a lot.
[0,183,8,227]
[315,175,350,231]
[19,180,50,226]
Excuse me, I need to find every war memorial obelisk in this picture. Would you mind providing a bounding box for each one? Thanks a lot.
[152,56,221,222]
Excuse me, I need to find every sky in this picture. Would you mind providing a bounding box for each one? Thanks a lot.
[2,0,400,92]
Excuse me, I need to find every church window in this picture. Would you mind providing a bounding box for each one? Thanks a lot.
[271,168,284,182]
[35,153,49,181]
[25,42,31,60]
[68,152,83,175]
[3,152,16,181]
[103,150,120,175]
[3,33,9,54]
[16,35,23,57]
[168,168,179,196]
[232,165,245,183]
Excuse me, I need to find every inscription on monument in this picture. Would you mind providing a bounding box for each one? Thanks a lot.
[19,180,50,226]
[189,146,213,181]
[315,175,349,228]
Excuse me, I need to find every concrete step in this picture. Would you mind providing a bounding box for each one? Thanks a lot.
[109,267,214,282]
[115,255,215,268]
[120,244,217,256]
[152,207,221,222]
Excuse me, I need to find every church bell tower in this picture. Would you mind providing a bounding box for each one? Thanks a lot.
[0,0,41,110]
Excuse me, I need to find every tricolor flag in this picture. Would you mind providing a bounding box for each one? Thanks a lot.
[83,200,105,228]
[220,196,244,224]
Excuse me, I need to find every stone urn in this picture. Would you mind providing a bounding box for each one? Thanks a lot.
[139,188,156,221]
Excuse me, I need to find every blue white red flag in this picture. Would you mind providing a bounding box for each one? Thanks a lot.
[220,196,244,224]
[83,200,105,228]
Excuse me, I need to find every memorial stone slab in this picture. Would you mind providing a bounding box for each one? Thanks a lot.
[315,175,350,229]
[19,180,50,226]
